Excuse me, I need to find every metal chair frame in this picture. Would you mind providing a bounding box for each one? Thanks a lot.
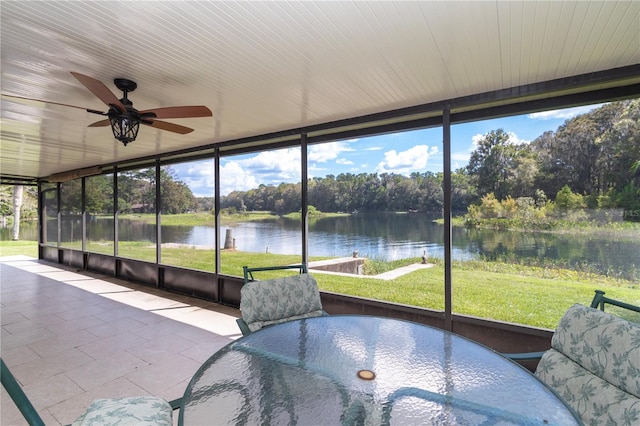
[243,264,308,284]
[504,289,640,361]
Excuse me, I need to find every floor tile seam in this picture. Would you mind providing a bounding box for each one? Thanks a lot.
[3,326,58,352]
[49,272,222,333]
[127,327,200,348]
[64,350,151,391]
[32,371,87,412]
[2,259,240,336]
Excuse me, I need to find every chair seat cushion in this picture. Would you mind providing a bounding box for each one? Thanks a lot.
[535,348,640,425]
[240,273,324,332]
[71,396,173,426]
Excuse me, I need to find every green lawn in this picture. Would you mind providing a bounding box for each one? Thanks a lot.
[1,240,637,329]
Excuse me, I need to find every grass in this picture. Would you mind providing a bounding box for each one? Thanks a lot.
[0,240,38,258]
[118,210,351,226]
[1,240,638,330]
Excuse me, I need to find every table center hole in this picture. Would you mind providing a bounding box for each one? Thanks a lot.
[357,369,376,380]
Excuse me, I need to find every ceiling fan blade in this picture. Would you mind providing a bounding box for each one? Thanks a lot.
[1,94,106,115]
[88,119,110,127]
[139,106,212,119]
[144,120,194,134]
[70,72,126,112]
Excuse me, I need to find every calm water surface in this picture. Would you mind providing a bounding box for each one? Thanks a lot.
[6,213,639,277]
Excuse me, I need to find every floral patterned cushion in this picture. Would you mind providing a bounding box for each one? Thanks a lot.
[536,349,640,425]
[71,396,173,426]
[535,304,640,425]
[240,273,324,332]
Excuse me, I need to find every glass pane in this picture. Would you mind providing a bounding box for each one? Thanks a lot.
[0,185,38,241]
[160,160,215,271]
[59,179,83,249]
[307,130,445,312]
[451,100,640,329]
[117,166,156,261]
[41,183,58,246]
[86,173,114,255]
[219,147,302,277]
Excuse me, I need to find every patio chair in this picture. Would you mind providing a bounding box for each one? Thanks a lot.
[503,291,640,425]
[1,357,182,426]
[237,264,327,335]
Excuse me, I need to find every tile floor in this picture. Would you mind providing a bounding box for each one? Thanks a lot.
[1,256,242,426]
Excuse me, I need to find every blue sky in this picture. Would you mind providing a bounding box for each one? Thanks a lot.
[172,104,602,197]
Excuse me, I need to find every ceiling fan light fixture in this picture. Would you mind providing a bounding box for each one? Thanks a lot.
[109,111,140,146]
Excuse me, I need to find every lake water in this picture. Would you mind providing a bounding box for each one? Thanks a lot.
[5,213,639,278]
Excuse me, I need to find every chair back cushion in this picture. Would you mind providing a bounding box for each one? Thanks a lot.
[240,273,324,332]
[549,303,640,398]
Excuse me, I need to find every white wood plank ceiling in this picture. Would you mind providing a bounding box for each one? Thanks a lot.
[1,1,639,180]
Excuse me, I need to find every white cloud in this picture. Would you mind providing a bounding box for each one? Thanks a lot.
[242,149,301,179]
[217,148,304,195]
[336,158,353,165]
[219,161,258,196]
[471,133,484,147]
[507,131,529,145]
[528,104,604,120]
[168,160,215,198]
[452,152,471,164]
[308,141,355,162]
[375,145,438,175]
[471,131,529,147]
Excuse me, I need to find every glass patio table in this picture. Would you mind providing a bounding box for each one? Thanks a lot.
[179,315,581,425]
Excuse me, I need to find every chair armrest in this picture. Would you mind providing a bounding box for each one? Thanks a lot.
[590,289,640,313]
[236,318,252,336]
[502,351,544,361]
[168,397,182,411]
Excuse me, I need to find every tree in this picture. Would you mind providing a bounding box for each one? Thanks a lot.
[467,129,518,200]
[11,185,23,240]
[86,174,114,214]
[160,168,196,214]
[554,185,584,211]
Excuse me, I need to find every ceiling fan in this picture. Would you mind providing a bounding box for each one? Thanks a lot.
[4,72,212,146]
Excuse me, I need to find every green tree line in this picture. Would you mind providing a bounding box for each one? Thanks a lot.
[1,167,198,221]
[79,167,198,215]
[223,100,639,219]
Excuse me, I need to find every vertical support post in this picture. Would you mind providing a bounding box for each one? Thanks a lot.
[114,166,119,258]
[156,160,161,267]
[81,177,86,253]
[443,108,453,331]
[56,183,61,248]
[38,181,44,259]
[301,133,309,267]
[214,148,221,275]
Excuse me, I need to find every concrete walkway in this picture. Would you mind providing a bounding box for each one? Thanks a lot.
[310,262,434,280]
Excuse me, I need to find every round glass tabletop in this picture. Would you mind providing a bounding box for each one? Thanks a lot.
[179,315,581,425]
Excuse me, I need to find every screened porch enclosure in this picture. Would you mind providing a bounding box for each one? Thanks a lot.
[36,86,640,360]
